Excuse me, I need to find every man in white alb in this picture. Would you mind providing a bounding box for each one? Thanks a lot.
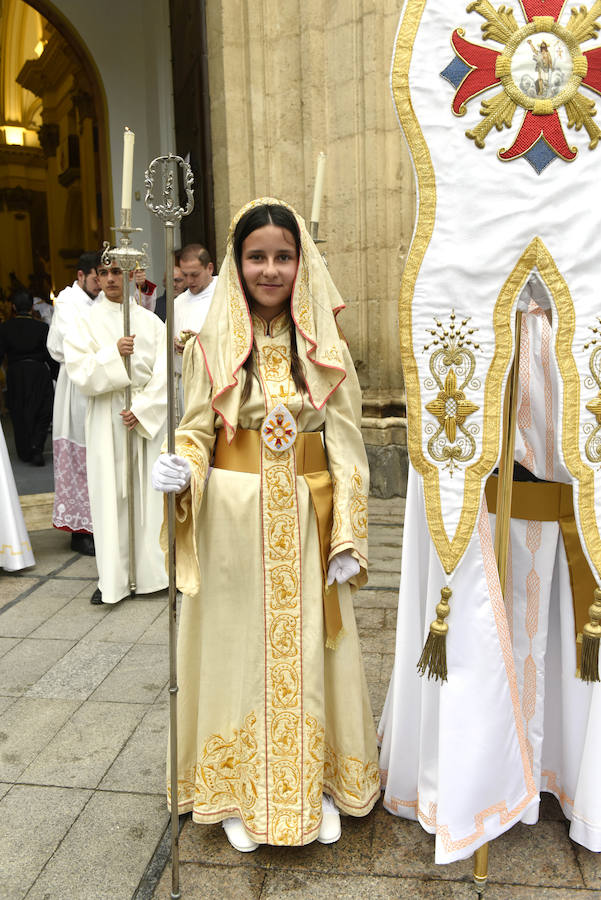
[174,243,216,419]
[64,260,168,605]
[47,252,100,555]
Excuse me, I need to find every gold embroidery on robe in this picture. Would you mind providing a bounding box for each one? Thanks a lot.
[172,712,259,822]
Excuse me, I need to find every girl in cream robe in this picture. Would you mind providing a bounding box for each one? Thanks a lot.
[157,199,379,847]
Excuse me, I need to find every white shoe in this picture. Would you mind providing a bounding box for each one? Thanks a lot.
[317,793,341,844]
[222,817,259,852]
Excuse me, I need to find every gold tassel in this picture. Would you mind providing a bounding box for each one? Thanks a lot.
[580,588,601,683]
[417,587,452,682]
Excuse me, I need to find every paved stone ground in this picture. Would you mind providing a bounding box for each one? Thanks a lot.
[1,498,600,898]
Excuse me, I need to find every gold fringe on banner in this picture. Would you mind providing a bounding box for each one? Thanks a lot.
[417,586,452,682]
[581,588,601,683]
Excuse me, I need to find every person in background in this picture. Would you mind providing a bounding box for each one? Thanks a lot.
[47,252,101,555]
[154,262,186,323]
[130,268,157,312]
[173,243,216,419]
[0,290,57,466]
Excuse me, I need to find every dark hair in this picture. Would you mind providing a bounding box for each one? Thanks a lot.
[11,290,33,314]
[77,251,101,275]
[179,243,212,267]
[234,204,306,405]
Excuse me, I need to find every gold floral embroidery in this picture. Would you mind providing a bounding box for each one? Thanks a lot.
[178,439,208,479]
[331,478,342,543]
[584,323,601,465]
[304,714,325,830]
[270,565,299,609]
[323,345,342,363]
[423,311,480,474]
[324,742,381,804]
[175,712,259,820]
[351,467,368,540]
[266,466,295,509]
[261,345,290,381]
[228,256,250,360]
[294,249,314,336]
[259,344,303,844]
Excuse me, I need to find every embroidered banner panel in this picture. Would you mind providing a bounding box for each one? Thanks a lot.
[392,0,601,582]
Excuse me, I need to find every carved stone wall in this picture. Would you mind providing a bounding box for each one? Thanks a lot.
[206,0,415,494]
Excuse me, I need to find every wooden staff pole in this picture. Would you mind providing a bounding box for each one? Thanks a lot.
[473,309,523,895]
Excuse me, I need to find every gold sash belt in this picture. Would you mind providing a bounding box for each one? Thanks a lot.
[486,475,596,672]
[213,428,342,647]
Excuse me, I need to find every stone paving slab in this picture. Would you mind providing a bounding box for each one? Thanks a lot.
[30,592,110,640]
[20,699,149,789]
[0,636,20,658]
[85,597,166,646]
[574,844,601,890]
[0,637,76,696]
[16,529,75,576]
[0,780,11,800]
[25,791,168,900]
[90,642,169,705]
[137,605,169,645]
[0,579,91,637]
[0,576,39,607]
[100,703,168,795]
[0,697,80,782]
[485,821,583,889]
[154,865,266,899]
[25,639,132,701]
[0,783,92,900]
[62,554,99,579]
[0,695,15,715]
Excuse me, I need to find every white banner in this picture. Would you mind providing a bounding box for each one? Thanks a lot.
[393,0,601,584]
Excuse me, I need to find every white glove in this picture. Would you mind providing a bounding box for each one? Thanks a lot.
[151,454,191,493]
[327,550,360,586]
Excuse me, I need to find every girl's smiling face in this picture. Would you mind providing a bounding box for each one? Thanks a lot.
[241,224,299,321]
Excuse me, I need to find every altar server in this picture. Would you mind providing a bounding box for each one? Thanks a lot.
[173,243,216,418]
[64,259,168,605]
[48,252,100,554]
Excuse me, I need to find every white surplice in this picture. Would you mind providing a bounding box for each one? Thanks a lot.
[173,278,216,417]
[47,282,97,533]
[0,418,34,572]
[379,304,601,861]
[64,294,168,603]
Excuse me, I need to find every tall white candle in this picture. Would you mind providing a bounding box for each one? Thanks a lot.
[121,127,135,211]
[310,151,327,224]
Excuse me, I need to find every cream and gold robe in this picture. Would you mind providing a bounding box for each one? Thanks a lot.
[167,311,379,845]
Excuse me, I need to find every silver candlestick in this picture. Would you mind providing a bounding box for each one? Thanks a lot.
[102,213,150,596]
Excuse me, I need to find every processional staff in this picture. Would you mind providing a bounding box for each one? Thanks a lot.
[144,153,194,900]
[102,126,149,596]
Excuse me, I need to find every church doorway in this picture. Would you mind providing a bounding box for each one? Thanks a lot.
[0,0,109,505]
